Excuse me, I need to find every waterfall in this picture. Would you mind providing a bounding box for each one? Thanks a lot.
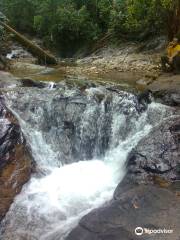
[0,84,172,240]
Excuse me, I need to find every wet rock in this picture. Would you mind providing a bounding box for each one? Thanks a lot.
[153,90,180,107]
[0,71,54,89]
[67,185,180,240]
[121,116,180,187]
[20,78,48,88]
[3,85,146,164]
[0,97,33,222]
[148,74,180,107]
[65,78,96,91]
[137,90,152,112]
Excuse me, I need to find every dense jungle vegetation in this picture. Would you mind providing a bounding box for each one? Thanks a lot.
[0,0,180,56]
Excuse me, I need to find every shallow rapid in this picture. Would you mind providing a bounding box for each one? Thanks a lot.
[0,82,172,240]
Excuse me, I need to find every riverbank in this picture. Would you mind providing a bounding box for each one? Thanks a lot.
[69,41,162,74]
[0,34,179,106]
[3,40,160,87]
[5,37,179,107]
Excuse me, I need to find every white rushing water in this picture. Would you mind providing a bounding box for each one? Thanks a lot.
[0,86,171,240]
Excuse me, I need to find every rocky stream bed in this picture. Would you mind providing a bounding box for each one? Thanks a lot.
[0,39,180,240]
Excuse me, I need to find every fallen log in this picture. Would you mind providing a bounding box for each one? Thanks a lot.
[0,21,57,65]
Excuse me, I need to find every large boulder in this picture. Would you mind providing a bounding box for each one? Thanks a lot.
[148,74,180,107]
[152,89,180,107]
[0,97,33,221]
[119,116,180,188]
[67,185,180,240]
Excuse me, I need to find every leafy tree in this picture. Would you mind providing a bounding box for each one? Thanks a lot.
[33,1,99,56]
[1,0,180,56]
[2,0,35,33]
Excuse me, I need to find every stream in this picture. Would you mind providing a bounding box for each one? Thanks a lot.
[0,66,173,239]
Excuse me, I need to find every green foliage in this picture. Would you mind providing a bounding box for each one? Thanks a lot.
[110,0,175,40]
[0,25,4,41]
[0,10,7,42]
[33,1,100,56]
[1,0,35,33]
[51,4,99,56]
[0,0,178,55]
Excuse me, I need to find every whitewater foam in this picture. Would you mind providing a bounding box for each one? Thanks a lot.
[0,87,172,240]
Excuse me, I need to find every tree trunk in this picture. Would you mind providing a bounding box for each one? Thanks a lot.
[167,0,180,40]
[0,21,57,65]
